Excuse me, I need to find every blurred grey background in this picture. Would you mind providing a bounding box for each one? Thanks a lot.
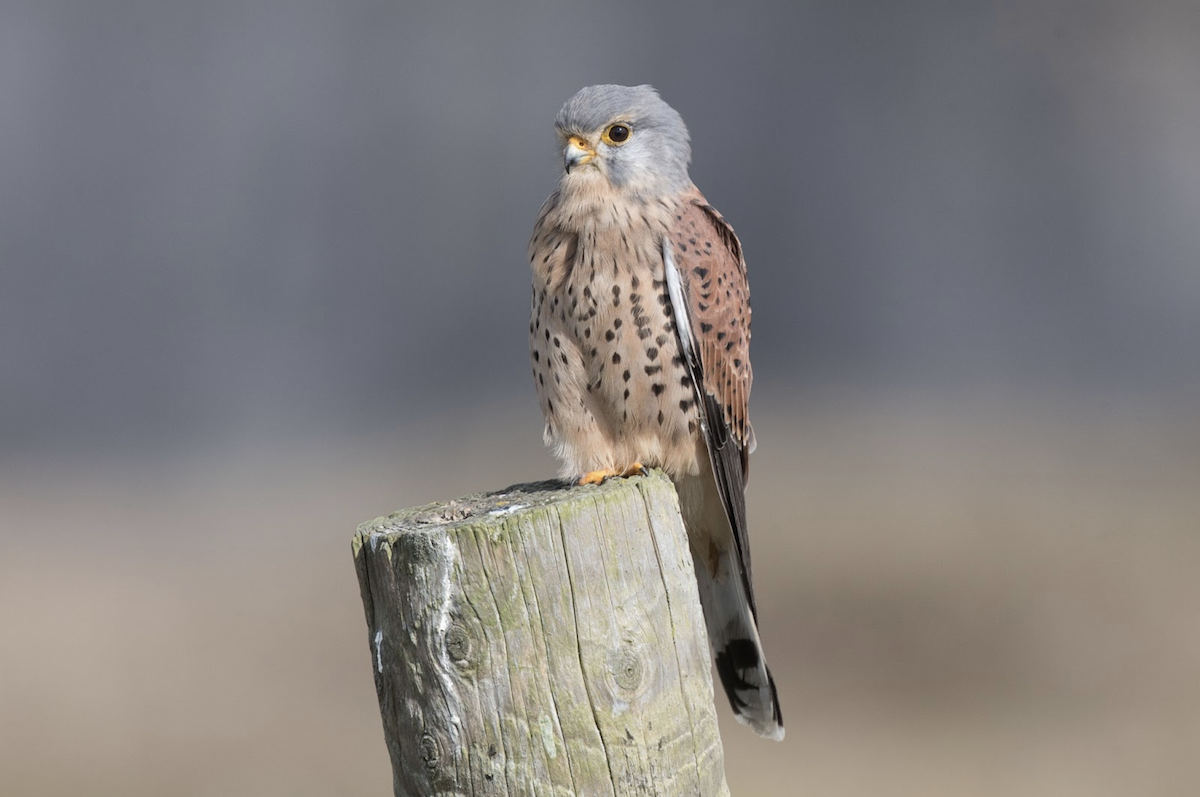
[2,1,1198,795]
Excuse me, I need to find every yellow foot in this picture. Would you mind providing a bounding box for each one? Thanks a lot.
[577,463,647,485]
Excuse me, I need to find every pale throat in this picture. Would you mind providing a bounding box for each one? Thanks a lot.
[553,169,680,235]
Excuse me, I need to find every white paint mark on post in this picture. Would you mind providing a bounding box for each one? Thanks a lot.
[436,536,456,637]
[375,630,384,674]
[435,535,462,729]
[488,504,528,516]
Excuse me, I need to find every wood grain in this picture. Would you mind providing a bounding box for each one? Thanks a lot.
[353,471,729,796]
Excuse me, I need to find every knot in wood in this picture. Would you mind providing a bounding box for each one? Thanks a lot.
[419,733,442,770]
[444,622,472,663]
[611,645,645,692]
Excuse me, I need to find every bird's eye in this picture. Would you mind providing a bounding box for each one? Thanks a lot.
[602,123,632,145]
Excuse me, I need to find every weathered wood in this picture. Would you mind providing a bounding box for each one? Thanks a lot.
[353,470,729,796]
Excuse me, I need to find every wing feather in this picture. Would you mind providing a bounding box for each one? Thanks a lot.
[664,191,757,615]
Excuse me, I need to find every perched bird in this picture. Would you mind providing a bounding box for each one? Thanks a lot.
[528,84,783,739]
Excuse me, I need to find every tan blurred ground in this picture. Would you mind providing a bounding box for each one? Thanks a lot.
[2,397,1198,796]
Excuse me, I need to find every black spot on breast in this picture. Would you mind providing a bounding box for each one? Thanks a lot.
[693,267,709,279]
[612,352,621,364]
[605,330,615,341]
[657,410,665,425]
[613,318,622,329]
[700,323,713,333]
[644,364,662,376]
[623,370,631,382]
[651,384,665,396]
[561,353,568,364]
[646,347,658,360]
[637,328,652,340]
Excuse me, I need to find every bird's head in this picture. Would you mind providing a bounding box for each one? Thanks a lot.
[554,84,692,195]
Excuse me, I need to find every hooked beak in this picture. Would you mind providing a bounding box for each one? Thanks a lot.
[564,135,596,173]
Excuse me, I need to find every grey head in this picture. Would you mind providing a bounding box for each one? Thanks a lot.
[554,84,692,194]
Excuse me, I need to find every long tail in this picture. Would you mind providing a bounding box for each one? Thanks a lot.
[693,549,784,740]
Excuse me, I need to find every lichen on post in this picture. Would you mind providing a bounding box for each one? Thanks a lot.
[353,470,729,796]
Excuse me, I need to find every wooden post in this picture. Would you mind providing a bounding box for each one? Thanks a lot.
[352,470,730,796]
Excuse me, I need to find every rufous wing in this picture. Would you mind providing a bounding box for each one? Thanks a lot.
[665,190,757,610]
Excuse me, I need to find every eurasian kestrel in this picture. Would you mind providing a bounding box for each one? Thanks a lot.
[528,84,782,739]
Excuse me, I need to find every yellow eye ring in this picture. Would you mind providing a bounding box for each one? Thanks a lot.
[601,123,632,145]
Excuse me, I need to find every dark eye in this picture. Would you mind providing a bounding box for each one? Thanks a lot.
[603,123,632,145]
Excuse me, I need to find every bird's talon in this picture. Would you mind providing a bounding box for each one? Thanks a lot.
[578,468,617,485]
[578,463,647,485]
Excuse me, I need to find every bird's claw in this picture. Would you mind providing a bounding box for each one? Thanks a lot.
[577,462,647,485]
